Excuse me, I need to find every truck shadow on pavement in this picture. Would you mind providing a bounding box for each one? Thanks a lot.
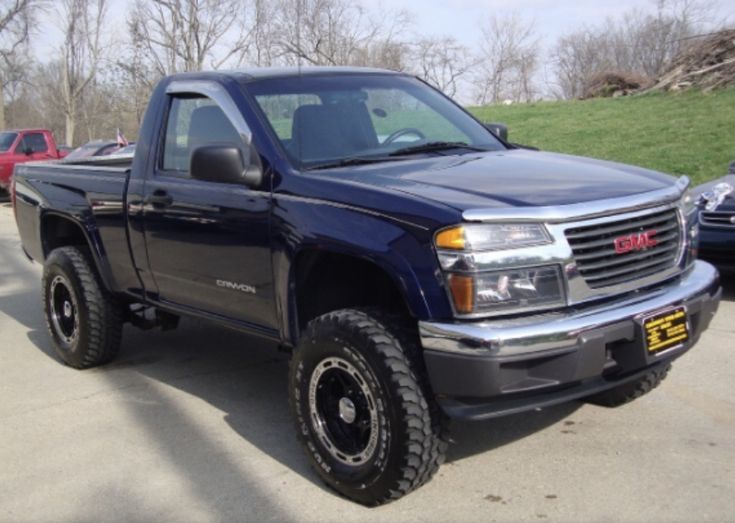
[2,241,729,512]
[720,274,735,301]
[21,310,580,491]
[5,289,581,504]
[0,238,581,515]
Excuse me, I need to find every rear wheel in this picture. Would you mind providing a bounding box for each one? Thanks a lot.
[585,364,671,407]
[289,308,447,506]
[42,246,124,368]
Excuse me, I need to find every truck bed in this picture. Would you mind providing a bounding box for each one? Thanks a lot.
[13,158,137,295]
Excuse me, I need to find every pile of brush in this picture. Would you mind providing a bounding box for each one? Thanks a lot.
[581,72,651,99]
[650,29,735,92]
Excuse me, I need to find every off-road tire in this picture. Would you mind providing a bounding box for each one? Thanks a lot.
[585,364,671,407]
[289,308,448,506]
[42,246,123,368]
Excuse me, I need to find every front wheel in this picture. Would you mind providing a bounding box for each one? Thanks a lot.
[289,309,447,506]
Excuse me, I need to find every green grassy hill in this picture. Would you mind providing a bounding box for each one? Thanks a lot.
[469,89,735,185]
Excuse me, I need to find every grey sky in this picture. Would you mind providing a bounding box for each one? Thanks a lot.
[35,0,735,55]
[393,0,732,47]
[32,0,735,102]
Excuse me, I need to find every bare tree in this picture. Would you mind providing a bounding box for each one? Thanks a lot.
[472,13,539,104]
[630,0,717,76]
[117,22,161,127]
[551,0,719,99]
[245,0,278,66]
[551,29,614,99]
[262,0,411,69]
[412,36,473,98]
[0,0,34,129]
[129,0,249,76]
[59,0,107,146]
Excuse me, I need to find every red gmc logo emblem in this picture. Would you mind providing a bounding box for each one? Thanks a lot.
[614,230,658,254]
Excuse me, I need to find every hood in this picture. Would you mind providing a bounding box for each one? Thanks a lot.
[316,149,678,212]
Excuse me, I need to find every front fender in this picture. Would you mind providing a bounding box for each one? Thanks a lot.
[271,194,453,344]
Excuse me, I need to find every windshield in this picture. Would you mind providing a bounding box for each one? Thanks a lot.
[245,74,503,169]
[0,132,18,152]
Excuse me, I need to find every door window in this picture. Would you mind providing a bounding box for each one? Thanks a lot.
[20,133,48,153]
[161,96,242,174]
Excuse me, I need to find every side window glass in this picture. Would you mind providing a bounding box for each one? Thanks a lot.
[22,133,48,153]
[161,96,241,174]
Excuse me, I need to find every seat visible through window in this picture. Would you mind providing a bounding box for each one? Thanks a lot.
[162,96,241,173]
[290,102,378,162]
[188,105,241,157]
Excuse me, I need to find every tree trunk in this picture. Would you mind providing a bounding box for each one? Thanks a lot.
[65,110,75,147]
[0,82,5,130]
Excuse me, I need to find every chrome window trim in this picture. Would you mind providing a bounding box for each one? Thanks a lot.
[462,176,689,223]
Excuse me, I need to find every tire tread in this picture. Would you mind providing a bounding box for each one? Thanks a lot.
[291,308,448,505]
[586,364,671,407]
[43,246,123,368]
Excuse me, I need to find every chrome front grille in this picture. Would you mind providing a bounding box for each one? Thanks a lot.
[565,208,681,289]
[700,210,735,227]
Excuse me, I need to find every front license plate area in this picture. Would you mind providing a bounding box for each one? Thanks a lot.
[642,306,690,354]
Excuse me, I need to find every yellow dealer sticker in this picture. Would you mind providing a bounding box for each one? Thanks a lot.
[642,307,690,353]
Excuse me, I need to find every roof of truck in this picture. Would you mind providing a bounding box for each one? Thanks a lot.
[172,66,404,83]
[235,66,400,79]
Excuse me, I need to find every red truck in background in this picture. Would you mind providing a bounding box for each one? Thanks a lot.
[0,129,68,195]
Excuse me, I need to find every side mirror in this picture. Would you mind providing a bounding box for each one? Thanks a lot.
[23,147,33,156]
[190,144,262,188]
[484,122,508,142]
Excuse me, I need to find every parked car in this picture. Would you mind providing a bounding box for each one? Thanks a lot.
[116,143,136,155]
[0,128,68,194]
[693,171,735,274]
[12,67,721,506]
[64,140,122,161]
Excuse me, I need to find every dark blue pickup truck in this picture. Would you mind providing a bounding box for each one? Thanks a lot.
[12,67,721,505]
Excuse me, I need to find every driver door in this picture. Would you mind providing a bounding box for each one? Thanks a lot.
[142,83,277,332]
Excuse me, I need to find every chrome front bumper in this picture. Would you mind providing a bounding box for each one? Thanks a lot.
[419,261,721,419]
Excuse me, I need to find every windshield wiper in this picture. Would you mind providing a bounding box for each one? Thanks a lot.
[306,156,400,171]
[389,141,488,157]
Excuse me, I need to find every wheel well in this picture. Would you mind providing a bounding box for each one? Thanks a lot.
[41,215,89,258]
[294,250,411,330]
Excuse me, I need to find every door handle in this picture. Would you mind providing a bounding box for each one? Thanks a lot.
[146,190,173,208]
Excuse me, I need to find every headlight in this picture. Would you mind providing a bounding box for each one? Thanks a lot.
[447,265,565,315]
[680,188,697,217]
[435,223,551,251]
[435,223,564,317]
[678,189,700,267]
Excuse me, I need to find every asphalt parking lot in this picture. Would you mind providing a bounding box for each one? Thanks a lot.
[1,200,733,523]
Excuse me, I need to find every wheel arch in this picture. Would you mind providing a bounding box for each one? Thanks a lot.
[286,246,429,346]
[40,212,116,293]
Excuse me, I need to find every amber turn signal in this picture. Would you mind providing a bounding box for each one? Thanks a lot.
[448,274,474,314]
[435,226,465,250]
